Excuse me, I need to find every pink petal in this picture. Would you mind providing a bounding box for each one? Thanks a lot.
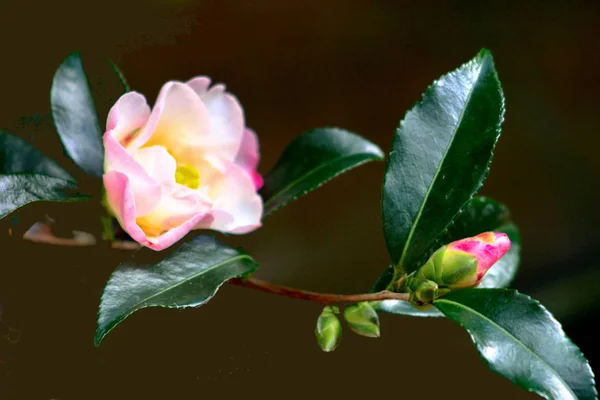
[235,128,263,190]
[103,133,161,216]
[103,171,152,246]
[128,82,211,153]
[184,79,245,169]
[450,232,511,278]
[201,85,245,161]
[137,184,212,251]
[493,232,511,256]
[145,212,210,251]
[105,171,211,251]
[198,163,263,234]
[186,76,212,97]
[106,92,151,147]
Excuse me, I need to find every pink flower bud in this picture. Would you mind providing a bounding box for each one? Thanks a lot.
[406,232,511,304]
[448,232,511,282]
[102,77,263,251]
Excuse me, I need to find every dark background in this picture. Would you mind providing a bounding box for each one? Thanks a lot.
[1,0,599,399]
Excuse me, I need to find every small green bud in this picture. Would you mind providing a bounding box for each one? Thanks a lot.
[411,279,439,303]
[315,306,342,352]
[343,302,380,338]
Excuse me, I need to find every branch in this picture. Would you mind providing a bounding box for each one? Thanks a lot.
[21,221,409,305]
[229,276,410,305]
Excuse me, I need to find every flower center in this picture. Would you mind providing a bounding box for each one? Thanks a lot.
[175,164,200,189]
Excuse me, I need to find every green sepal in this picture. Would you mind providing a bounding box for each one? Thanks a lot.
[343,302,380,338]
[315,306,342,352]
[408,279,439,305]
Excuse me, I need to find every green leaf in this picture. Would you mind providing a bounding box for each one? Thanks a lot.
[260,127,384,216]
[51,52,104,178]
[435,289,597,400]
[382,49,505,275]
[0,174,90,219]
[371,264,395,293]
[438,196,510,243]
[104,58,131,92]
[95,235,258,346]
[0,130,73,180]
[372,299,444,318]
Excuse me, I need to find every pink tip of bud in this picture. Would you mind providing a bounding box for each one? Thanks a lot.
[449,232,511,280]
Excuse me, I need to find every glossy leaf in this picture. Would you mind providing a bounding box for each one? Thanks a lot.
[0,174,89,219]
[437,196,510,244]
[372,299,444,318]
[51,52,104,177]
[0,130,73,180]
[382,49,505,275]
[95,235,258,346]
[435,289,597,400]
[371,264,395,293]
[260,127,384,215]
[104,58,131,92]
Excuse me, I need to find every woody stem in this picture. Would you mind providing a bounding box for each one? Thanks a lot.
[228,276,410,305]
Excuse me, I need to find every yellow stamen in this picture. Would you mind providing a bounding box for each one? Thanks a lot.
[175,164,201,189]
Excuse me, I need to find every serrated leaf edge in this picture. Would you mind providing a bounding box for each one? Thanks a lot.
[94,252,257,346]
[384,48,505,274]
[0,173,90,220]
[435,290,597,400]
[262,128,384,216]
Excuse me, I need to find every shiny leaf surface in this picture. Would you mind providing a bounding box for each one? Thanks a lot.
[435,289,597,400]
[51,52,104,177]
[382,49,505,275]
[95,235,258,346]
[372,299,443,318]
[0,174,89,219]
[0,130,73,180]
[260,127,384,215]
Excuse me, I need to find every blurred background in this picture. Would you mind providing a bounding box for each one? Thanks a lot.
[0,0,599,399]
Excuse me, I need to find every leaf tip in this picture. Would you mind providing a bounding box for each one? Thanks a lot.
[93,327,106,347]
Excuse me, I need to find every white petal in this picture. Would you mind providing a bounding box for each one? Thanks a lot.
[198,164,263,234]
[130,82,211,153]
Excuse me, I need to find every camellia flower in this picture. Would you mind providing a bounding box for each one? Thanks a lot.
[406,232,511,305]
[103,77,263,251]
